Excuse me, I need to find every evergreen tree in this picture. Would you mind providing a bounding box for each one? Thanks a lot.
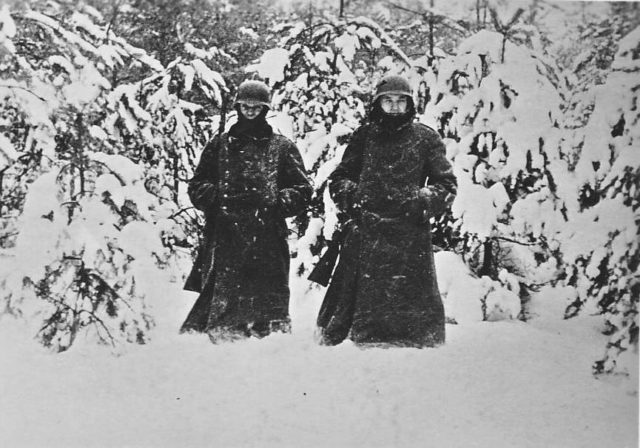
[559,2,640,171]
[423,18,568,320]
[0,1,173,351]
[562,26,640,375]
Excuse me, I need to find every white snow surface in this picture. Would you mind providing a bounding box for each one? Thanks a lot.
[0,267,637,448]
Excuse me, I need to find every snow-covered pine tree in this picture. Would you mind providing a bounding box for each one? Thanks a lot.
[104,47,227,197]
[561,26,640,375]
[0,1,177,351]
[101,41,230,276]
[559,3,640,173]
[423,11,569,321]
[6,149,165,352]
[0,3,62,249]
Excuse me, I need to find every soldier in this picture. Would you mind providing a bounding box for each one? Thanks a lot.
[316,74,457,347]
[181,80,312,341]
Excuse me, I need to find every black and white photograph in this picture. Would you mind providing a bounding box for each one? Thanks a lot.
[0,0,638,446]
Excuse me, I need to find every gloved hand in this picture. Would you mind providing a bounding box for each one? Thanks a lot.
[332,179,358,214]
[417,187,436,220]
[401,187,434,224]
[278,188,300,215]
[418,186,435,202]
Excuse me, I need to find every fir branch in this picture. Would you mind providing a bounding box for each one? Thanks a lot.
[86,270,135,313]
[386,2,470,34]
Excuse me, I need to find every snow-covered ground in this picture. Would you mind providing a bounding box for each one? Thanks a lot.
[0,272,637,448]
[0,2,637,447]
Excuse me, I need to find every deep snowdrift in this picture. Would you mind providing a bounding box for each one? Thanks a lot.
[0,278,637,448]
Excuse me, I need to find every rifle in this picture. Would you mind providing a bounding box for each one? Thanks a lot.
[308,224,348,287]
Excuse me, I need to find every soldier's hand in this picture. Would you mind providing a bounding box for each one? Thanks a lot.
[417,187,435,220]
[400,187,434,224]
[418,186,435,201]
[333,179,358,213]
[278,188,299,215]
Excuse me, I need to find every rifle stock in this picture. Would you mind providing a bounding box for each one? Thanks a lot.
[308,239,341,287]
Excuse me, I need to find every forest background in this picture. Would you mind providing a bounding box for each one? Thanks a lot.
[0,0,638,378]
[0,0,639,447]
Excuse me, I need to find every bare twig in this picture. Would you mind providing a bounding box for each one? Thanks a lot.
[168,206,197,220]
[0,232,19,241]
[496,236,537,246]
[104,0,124,44]
[0,84,47,102]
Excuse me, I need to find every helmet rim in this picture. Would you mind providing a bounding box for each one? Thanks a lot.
[234,80,272,109]
[373,75,413,102]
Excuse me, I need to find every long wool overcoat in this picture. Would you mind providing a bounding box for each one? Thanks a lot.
[317,120,457,347]
[181,130,311,336]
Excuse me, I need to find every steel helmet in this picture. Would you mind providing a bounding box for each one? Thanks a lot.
[373,75,413,101]
[234,80,271,108]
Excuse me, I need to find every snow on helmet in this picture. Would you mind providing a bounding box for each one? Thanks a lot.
[373,75,413,101]
[234,80,271,108]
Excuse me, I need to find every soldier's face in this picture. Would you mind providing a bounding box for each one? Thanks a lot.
[240,103,264,120]
[380,94,409,115]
